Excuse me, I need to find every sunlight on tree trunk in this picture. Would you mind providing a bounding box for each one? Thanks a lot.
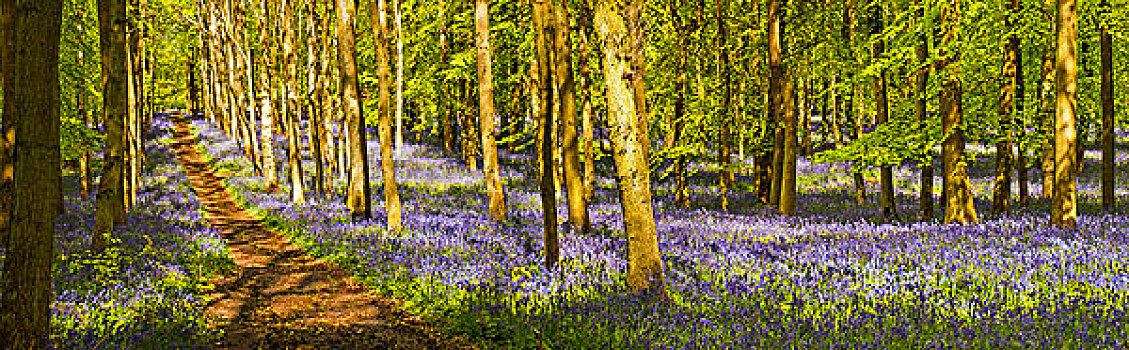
[94,0,129,253]
[375,0,403,230]
[1051,0,1077,228]
[533,0,559,266]
[338,0,372,220]
[595,0,664,295]
[476,0,507,222]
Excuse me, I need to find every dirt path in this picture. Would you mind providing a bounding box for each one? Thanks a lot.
[171,119,471,349]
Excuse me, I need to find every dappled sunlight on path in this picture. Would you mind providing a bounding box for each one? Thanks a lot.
[171,118,472,349]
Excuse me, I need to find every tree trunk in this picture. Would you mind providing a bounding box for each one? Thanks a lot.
[577,4,596,204]
[439,0,453,153]
[0,0,63,346]
[338,0,372,220]
[992,0,1020,216]
[94,0,129,253]
[0,0,13,250]
[716,0,733,213]
[872,5,894,218]
[941,78,978,224]
[1040,39,1055,199]
[1100,0,1115,211]
[594,0,664,295]
[476,0,507,222]
[373,0,402,230]
[780,76,797,216]
[552,0,588,233]
[394,0,404,153]
[283,0,306,204]
[914,6,932,221]
[532,0,558,267]
[1051,0,1077,227]
[767,0,783,207]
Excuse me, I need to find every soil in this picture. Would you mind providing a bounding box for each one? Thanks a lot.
[171,118,474,350]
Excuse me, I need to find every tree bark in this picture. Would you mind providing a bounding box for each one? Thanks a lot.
[716,0,733,213]
[94,0,130,253]
[594,0,664,295]
[476,0,507,222]
[338,0,372,220]
[767,0,783,207]
[872,5,894,218]
[532,0,558,267]
[0,0,63,346]
[283,0,306,204]
[372,0,402,229]
[0,0,13,249]
[780,76,797,216]
[992,0,1020,216]
[914,7,933,221]
[552,0,588,233]
[1051,0,1077,227]
[1100,0,1115,211]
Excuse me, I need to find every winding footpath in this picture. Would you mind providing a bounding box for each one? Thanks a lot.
[171,118,472,349]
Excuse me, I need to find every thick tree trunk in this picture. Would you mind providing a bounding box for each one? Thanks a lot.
[0,0,63,346]
[577,5,596,204]
[94,0,129,253]
[595,0,664,295]
[1100,0,1115,211]
[338,0,372,220]
[1051,0,1077,227]
[475,0,507,222]
[532,0,558,267]
[941,77,978,224]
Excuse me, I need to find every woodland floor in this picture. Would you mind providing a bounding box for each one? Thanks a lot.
[171,118,474,349]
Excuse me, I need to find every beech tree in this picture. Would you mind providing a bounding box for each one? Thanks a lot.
[476,0,506,222]
[594,0,663,294]
[338,0,372,220]
[0,0,64,346]
[1051,0,1078,227]
[94,0,129,252]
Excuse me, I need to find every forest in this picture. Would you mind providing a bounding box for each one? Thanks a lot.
[1,0,1128,347]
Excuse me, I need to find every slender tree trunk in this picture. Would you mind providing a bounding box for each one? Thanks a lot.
[595,0,663,294]
[1100,0,1115,211]
[716,0,733,213]
[914,6,933,221]
[577,4,596,204]
[0,0,13,249]
[94,0,129,253]
[553,0,589,233]
[475,0,506,222]
[394,0,403,152]
[282,0,305,204]
[669,0,689,208]
[338,0,371,220]
[1040,34,1055,199]
[780,76,797,216]
[0,0,63,346]
[373,0,402,230]
[1051,0,1077,227]
[992,0,1020,216]
[767,0,783,207]
[532,0,558,267]
[439,0,453,153]
[1015,10,1029,207]
[872,5,894,218]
